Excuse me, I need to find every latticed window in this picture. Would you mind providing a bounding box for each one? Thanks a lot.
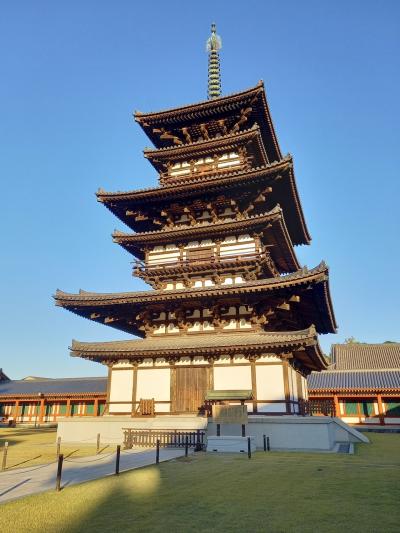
[384,399,400,416]
[86,402,95,415]
[344,400,358,415]
[360,400,374,416]
[186,247,214,262]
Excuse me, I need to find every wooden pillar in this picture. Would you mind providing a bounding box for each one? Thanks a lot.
[215,239,221,262]
[105,366,112,415]
[66,398,71,417]
[13,400,19,422]
[333,395,340,418]
[94,398,99,417]
[250,358,258,413]
[131,365,138,417]
[178,243,184,263]
[377,394,385,425]
[282,360,291,414]
[170,364,177,414]
[39,398,45,423]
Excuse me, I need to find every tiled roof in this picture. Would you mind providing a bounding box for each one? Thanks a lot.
[0,368,10,381]
[308,370,400,392]
[71,328,317,355]
[55,262,328,303]
[331,343,400,370]
[0,377,107,397]
[71,327,327,371]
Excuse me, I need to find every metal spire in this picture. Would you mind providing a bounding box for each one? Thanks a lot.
[206,23,222,99]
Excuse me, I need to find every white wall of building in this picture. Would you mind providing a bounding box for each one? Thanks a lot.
[136,368,170,403]
[109,367,134,414]
[213,365,252,390]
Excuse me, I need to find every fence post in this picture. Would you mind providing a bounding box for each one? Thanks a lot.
[263,434,267,452]
[2,442,8,471]
[185,436,188,457]
[195,430,202,451]
[156,439,160,464]
[55,454,64,492]
[96,433,100,454]
[267,436,270,451]
[56,436,61,459]
[247,437,251,459]
[115,445,121,475]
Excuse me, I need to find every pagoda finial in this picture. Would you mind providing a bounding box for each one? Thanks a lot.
[206,23,222,100]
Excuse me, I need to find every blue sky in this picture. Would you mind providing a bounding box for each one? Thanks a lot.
[1,1,399,379]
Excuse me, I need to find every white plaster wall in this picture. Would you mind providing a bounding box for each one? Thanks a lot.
[290,368,298,401]
[109,370,134,403]
[341,416,360,424]
[136,369,170,401]
[302,376,308,400]
[213,365,252,390]
[257,403,287,413]
[256,365,285,401]
[258,355,281,363]
[155,403,170,413]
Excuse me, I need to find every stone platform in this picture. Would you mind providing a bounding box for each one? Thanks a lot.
[207,435,256,453]
[57,414,368,451]
[57,415,208,444]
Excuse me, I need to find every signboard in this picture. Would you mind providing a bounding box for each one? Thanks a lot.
[212,404,248,424]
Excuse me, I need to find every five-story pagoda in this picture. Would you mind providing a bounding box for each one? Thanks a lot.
[55,25,336,418]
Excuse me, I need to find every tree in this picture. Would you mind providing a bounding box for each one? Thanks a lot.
[344,336,361,344]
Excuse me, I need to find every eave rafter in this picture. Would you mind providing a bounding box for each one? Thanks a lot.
[134,82,282,163]
[143,126,269,178]
[96,155,310,246]
[134,252,280,289]
[112,206,299,274]
[70,326,326,372]
[54,262,337,335]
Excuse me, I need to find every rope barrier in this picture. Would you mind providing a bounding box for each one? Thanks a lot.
[0,460,58,477]
[63,452,116,464]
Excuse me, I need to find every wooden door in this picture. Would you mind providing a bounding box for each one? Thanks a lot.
[173,367,208,413]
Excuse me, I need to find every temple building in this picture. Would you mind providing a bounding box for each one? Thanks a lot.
[0,376,106,423]
[308,343,400,425]
[54,25,337,422]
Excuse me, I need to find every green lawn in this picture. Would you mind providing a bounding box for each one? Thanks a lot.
[0,433,399,533]
[0,427,109,470]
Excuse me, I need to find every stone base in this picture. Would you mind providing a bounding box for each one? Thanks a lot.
[57,415,208,444]
[207,436,256,453]
[57,414,368,452]
[207,416,369,451]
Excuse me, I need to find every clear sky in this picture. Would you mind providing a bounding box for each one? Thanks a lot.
[1,1,399,379]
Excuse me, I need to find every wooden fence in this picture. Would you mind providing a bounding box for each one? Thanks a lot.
[123,429,205,450]
[299,399,336,417]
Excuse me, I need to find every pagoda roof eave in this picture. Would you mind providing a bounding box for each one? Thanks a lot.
[134,82,282,162]
[112,206,300,273]
[54,261,337,334]
[143,126,269,172]
[70,326,327,371]
[97,155,311,245]
[97,157,291,202]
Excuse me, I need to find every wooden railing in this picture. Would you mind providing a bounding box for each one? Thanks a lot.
[123,429,206,450]
[134,252,263,272]
[299,399,336,417]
